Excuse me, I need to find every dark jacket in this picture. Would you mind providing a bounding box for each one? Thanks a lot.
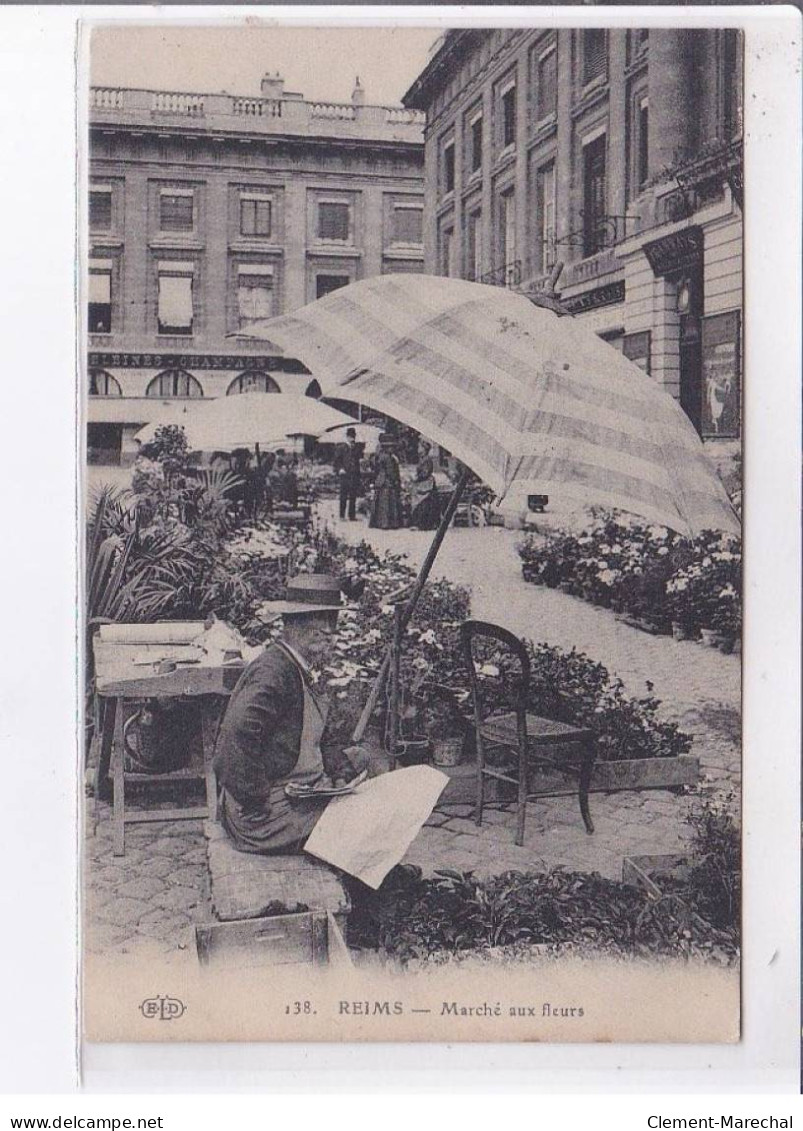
[213,643,348,805]
[333,441,362,486]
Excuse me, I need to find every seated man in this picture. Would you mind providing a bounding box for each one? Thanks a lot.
[214,574,367,855]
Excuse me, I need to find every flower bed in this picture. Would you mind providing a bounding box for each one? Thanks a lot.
[518,510,741,643]
[366,846,737,966]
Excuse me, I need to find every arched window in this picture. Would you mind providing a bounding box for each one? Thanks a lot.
[146,369,204,398]
[88,369,122,396]
[305,379,322,398]
[226,372,281,395]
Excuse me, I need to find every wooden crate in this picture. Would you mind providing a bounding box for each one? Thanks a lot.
[195,910,351,970]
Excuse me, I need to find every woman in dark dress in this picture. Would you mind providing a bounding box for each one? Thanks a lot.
[369,436,404,529]
[409,441,442,530]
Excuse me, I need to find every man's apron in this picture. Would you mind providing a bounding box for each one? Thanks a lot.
[219,643,332,855]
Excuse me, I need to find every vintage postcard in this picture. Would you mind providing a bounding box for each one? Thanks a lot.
[82,18,744,1044]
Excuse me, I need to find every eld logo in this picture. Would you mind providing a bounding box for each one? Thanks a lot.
[139,995,186,1021]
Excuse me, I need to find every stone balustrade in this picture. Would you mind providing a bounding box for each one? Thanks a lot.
[90,86,424,140]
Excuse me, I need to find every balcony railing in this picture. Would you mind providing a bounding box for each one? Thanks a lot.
[555,213,638,256]
[471,260,522,288]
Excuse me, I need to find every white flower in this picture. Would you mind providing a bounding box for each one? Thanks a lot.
[648,525,668,540]
[419,629,437,645]
[657,546,669,556]
[479,663,500,677]
[597,570,618,585]
[380,605,394,616]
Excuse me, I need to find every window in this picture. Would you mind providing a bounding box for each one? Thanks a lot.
[237,267,274,330]
[391,204,423,245]
[443,140,455,194]
[227,372,280,395]
[582,134,607,257]
[470,113,483,173]
[536,47,558,122]
[89,187,112,231]
[722,30,742,140]
[623,331,651,375]
[499,191,516,284]
[636,96,649,191]
[88,260,112,333]
[582,29,607,86]
[317,201,350,242]
[316,274,350,299]
[240,195,272,237]
[88,369,122,396]
[146,370,203,398]
[159,190,194,232]
[466,210,482,281]
[441,227,455,277]
[157,262,194,335]
[537,163,556,272]
[501,83,517,149]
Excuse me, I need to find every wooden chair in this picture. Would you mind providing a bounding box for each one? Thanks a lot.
[460,620,596,846]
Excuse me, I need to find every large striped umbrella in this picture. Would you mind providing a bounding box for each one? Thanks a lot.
[242,274,739,536]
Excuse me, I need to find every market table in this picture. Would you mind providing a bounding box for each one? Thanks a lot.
[91,622,247,856]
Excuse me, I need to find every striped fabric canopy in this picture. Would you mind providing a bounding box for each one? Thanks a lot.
[243,274,740,536]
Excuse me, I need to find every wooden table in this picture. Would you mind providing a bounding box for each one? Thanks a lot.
[92,625,245,855]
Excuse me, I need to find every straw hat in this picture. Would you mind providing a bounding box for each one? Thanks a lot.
[260,574,347,620]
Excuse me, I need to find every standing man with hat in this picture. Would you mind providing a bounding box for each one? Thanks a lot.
[333,426,362,521]
[213,574,369,854]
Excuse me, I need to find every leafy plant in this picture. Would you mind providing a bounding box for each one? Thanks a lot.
[368,865,737,965]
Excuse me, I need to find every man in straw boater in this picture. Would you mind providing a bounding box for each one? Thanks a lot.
[214,574,447,873]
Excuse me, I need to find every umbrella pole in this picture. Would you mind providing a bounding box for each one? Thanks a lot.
[351,466,471,743]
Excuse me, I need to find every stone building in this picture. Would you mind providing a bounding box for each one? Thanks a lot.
[87,74,424,466]
[403,29,743,452]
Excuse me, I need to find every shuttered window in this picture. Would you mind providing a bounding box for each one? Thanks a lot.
[89,189,112,231]
[536,48,558,120]
[237,268,274,329]
[88,261,112,333]
[240,198,272,237]
[502,84,517,148]
[159,191,194,232]
[227,372,280,395]
[146,370,203,398]
[443,141,455,193]
[316,274,350,299]
[88,369,122,396]
[317,201,350,241]
[582,29,607,85]
[391,205,423,244]
[470,114,483,172]
[157,264,194,335]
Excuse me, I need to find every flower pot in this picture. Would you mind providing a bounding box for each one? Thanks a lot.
[431,737,463,767]
[671,622,693,642]
[395,736,432,767]
[700,628,726,648]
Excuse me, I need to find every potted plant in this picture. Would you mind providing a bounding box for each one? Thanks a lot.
[420,686,466,767]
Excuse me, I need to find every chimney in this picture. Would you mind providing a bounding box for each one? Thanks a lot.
[351,76,365,107]
[260,71,285,100]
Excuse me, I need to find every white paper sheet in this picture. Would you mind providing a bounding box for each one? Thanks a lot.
[303,765,449,889]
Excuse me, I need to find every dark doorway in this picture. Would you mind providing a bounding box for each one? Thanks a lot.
[87,423,123,466]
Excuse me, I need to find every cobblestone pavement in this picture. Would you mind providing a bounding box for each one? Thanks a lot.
[85,504,740,959]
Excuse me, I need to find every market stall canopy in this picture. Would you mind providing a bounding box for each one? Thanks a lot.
[240,275,740,536]
[134,393,356,453]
